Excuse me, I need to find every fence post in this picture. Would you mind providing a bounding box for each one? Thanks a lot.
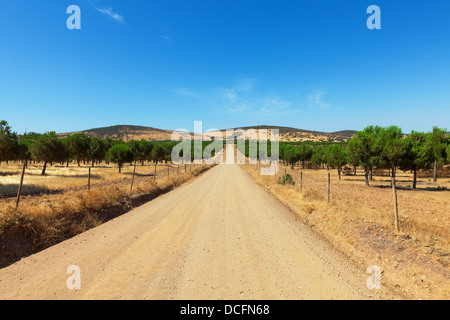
[88,167,91,191]
[130,160,137,193]
[15,161,26,211]
[300,171,303,192]
[392,177,400,232]
[327,172,331,202]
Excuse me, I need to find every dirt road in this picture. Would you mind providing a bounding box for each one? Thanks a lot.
[0,164,399,299]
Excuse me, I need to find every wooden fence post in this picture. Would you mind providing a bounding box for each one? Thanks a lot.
[300,171,303,192]
[15,161,26,211]
[130,160,137,193]
[327,172,331,202]
[392,177,400,232]
[88,167,91,191]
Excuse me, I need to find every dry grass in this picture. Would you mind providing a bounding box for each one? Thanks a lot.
[242,163,450,300]
[0,161,184,197]
[0,162,212,267]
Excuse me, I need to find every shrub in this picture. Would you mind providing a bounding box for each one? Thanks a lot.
[280,173,295,185]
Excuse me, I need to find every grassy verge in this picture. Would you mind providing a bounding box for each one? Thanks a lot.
[0,164,213,268]
[241,164,449,300]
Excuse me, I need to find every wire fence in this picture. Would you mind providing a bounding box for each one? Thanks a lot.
[0,160,206,204]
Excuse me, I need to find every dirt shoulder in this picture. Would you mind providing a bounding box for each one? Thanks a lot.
[241,164,449,300]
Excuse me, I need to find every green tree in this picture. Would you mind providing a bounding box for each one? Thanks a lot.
[66,132,91,166]
[377,126,404,178]
[105,144,134,173]
[88,136,106,167]
[326,144,348,180]
[0,120,19,164]
[348,125,382,186]
[399,131,432,189]
[29,132,68,175]
[426,127,447,182]
[151,144,166,164]
[447,144,450,163]
[17,132,41,165]
[284,146,300,168]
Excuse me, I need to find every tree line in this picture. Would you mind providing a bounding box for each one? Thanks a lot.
[238,125,449,189]
[279,125,449,188]
[0,121,214,174]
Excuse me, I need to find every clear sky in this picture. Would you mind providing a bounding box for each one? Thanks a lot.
[0,0,449,134]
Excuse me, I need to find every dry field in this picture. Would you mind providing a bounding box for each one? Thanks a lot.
[0,161,212,267]
[242,163,450,300]
[0,161,193,199]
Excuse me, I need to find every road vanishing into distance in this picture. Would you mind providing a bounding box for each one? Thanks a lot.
[0,163,398,300]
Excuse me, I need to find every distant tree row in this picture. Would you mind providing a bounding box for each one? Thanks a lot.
[236,125,449,189]
[0,121,200,174]
[278,125,449,188]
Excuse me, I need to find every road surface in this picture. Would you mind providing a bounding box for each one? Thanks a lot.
[0,164,398,299]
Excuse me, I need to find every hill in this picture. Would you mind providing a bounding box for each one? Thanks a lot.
[58,125,173,141]
[59,125,355,142]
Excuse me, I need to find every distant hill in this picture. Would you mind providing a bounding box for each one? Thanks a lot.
[59,125,355,142]
[220,125,355,142]
[58,125,173,141]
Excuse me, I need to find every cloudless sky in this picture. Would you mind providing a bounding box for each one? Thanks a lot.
[0,0,449,134]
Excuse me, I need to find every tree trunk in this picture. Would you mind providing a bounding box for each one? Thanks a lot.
[338,167,341,181]
[118,163,122,173]
[413,169,417,189]
[41,161,47,175]
[353,166,357,176]
[364,168,370,187]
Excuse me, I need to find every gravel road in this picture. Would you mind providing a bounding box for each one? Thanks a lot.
[0,164,398,299]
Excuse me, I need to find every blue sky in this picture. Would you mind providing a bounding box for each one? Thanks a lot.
[0,0,449,134]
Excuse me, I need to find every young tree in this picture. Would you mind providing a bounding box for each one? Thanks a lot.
[447,144,450,163]
[65,132,91,166]
[88,136,106,167]
[0,120,19,164]
[310,146,325,169]
[105,144,134,173]
[348,125,382,186]
[141,140,154,164]
[29,132,68,175]
[326,144,348,180]
[426,127,447,182]
[284,146,300,168]
[17,132,41,165]
[399,131,432,189]
[377,126,404,178]
[151,144,166,164]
